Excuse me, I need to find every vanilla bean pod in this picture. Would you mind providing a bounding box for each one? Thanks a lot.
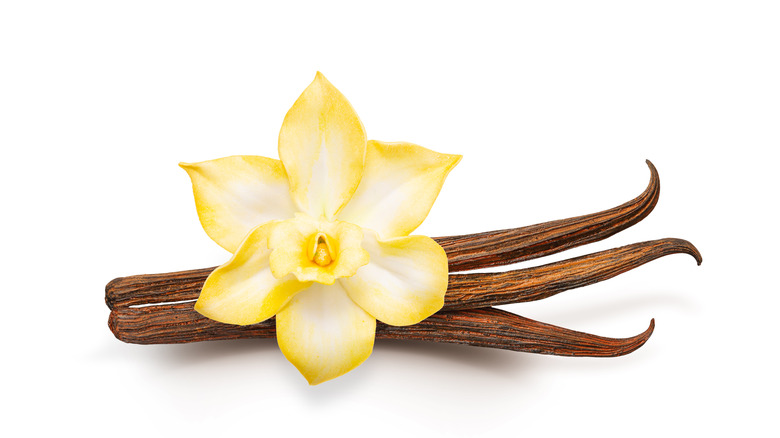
[106,238,699,316]
[443,238,701,310]
[109,303,653,357]
[437,160,659,271]
[106,161,660,310]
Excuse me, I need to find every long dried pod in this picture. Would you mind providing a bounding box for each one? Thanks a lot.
[109,303,653,357]
[438,160,660,271]
[109,302,274,344]
[106,267,213,310]
[443,238,701,311]
[380,308,654,357]
[106,161,661,309]
[106,237,698,312]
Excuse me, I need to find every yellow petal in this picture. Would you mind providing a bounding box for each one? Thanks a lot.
[268,214,369,285]
[194,223,310,325]
[278,72,367,220]
[180,156,298,253]
[338,141,461,238]
[276,283,376,385]
[339,231,448,326]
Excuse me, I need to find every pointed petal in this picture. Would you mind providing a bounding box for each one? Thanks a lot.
[339,231,448,326]
[278,73,367,219]
[338,141,460,238]
[180,156,298,253]
[194,223,310,325]
[276,283,375,385]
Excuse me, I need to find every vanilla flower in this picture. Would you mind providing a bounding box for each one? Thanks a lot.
[181,73,460,384]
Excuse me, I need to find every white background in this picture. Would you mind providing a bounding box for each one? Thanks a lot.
[2,1,778,436]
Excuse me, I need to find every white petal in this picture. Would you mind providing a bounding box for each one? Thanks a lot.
[180,156,298,253]
[194,223,310,325]
[276,282,375,385]
[339,231,448,326]
[338,141,460,238]
[278,73,367,219]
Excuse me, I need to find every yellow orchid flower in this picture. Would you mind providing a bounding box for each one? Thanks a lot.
[180,73,461,385]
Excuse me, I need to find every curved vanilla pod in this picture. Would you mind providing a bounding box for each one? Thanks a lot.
[105,161,661,309]
[105,237,699,312]
[437,160,660,272]
[108,302,273,344]
[443,238,701,311]
[106,267,213,310]
[379,308,655,357]
[109,303,653,357]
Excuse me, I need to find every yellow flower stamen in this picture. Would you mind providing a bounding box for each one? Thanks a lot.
[310,233,333,267]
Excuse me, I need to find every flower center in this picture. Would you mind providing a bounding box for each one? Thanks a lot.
[310,233,333,267]
[267,215,368,284]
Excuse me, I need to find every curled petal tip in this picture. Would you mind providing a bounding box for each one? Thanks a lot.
[313,71,330,85]
[178,162,193,170]
[452,154,464,166]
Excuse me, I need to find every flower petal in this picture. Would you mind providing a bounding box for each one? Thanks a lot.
[338,141,461,238]
[278,73,367,219]
[194,223,310,325]
[180,156,298,253]
[339,231,448,326]
[276,282,375,385]
[268,214,369,285]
